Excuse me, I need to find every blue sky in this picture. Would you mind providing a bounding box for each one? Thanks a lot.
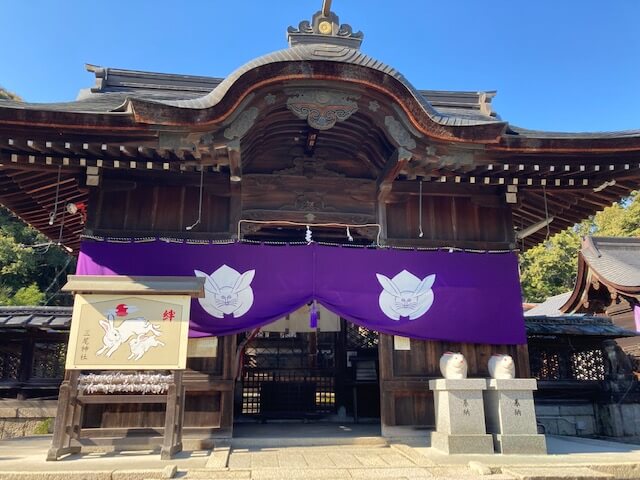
[1,0,639,132]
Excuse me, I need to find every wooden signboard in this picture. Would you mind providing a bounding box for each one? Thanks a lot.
[66,294,191,370]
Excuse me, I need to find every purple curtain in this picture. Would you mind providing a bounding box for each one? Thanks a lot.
[77,240,526,344]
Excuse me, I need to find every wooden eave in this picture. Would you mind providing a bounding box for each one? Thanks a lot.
[126,60,508,144]
[0,107,142,132]
[561,252,593,313]
[63,275,205,297]
[0,47,639,252]
[491,130,640,154]
[561,250,640,315]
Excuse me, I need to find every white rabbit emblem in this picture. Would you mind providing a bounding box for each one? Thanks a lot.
[376,270,436,320]
[195,265,256,318]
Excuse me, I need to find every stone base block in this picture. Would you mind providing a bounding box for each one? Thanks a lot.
[494,433,547,454]
[431,431,494,454]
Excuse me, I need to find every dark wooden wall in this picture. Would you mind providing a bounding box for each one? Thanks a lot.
[87,171,230,237]
[84,169,526,433]
[379,183,523,429]
[378,335,530,428]
[386,183,514,250]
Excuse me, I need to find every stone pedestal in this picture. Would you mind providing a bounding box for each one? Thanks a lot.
[428,378,494,454]
[484,378,547,454]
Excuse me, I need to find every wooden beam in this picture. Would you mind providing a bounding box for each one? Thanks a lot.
[377,147,412,202]
[227,140,242,183]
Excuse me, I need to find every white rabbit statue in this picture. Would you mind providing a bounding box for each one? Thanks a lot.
[488,354,516,379]
[439,352,468,379]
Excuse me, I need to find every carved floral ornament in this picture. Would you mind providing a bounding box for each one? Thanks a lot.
[286,90,359,130]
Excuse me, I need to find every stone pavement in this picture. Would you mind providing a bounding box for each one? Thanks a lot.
[0,428,639,479]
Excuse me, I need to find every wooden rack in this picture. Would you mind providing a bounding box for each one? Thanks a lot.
[47,370,184,461]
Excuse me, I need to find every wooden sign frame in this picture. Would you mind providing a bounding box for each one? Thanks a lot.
[66,293,191,370]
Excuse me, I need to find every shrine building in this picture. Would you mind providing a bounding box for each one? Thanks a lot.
[0,3,639,443]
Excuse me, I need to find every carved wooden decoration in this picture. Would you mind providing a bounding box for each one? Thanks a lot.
[274,157,345,178]
[384,115,417,150]
[287,90,359,130]
[224,107,259,140]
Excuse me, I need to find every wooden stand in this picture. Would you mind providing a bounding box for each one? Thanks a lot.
[47,370,184,461]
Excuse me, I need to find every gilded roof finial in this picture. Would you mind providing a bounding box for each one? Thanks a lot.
[287,0,363,49]
[322,0,332,17]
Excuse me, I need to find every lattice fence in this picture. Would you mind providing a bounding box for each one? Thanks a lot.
[31,342,67,379]
[240,331,338,417]
[529,343,605,381]
[346,323,378,350]
[0,343,21,380]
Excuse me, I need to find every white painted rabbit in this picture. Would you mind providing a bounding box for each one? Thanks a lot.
[195,265,255,318]
[96,314,161,357]
[488,354,516,379]
[439,352,468,379]
[128,334,165,361]
[376,270,436,320]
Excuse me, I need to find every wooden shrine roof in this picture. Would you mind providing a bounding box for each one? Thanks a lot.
[580,237,640,289]
[0,49,500,129]
[0,26,639,252]
[524,292,573,317]
[562,237,640,313]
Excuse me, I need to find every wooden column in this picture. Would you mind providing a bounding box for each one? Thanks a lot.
[219,334,236,435]
[47,370,81,461]
[161,371,184,460]
[17,335,35,400]
[378,334,396,430]
[227,141,242,237]
[377,148,412,244]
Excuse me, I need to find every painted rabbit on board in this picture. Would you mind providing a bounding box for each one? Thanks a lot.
[96,314,161,357]
[128,334,165,361]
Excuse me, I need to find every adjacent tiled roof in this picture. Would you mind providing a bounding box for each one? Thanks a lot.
[524,292,572,317]
[507,126,640,139]
[0,306,71,330]
[581,237,640,289]
[525,314,637,338]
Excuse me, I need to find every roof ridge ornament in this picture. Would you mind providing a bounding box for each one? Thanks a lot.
[287,0,364,49]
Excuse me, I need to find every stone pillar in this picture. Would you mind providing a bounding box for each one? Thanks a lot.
[484,378,547,454]
[428,378,494,454]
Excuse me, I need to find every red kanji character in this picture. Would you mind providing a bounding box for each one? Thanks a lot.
[162,309,176,322]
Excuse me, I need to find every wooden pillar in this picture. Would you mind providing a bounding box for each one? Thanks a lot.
[516,343,532,378]
[161,370,184,460]
[17,335,35,400]
[227,141,242,238]
[378,334,396,430]
[377,148,412,244]
[47,370,81,461]
[219,334,236,435]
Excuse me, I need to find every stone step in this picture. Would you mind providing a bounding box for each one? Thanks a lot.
[230,435,388,449]
[184,470,251,479]
[501,466,614,480]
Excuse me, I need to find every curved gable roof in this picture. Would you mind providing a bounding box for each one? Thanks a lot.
[128,43,501,129]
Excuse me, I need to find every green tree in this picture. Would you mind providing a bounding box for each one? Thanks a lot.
[520,229,582,302]
[520,191,640,302]
[0,208,74,306]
